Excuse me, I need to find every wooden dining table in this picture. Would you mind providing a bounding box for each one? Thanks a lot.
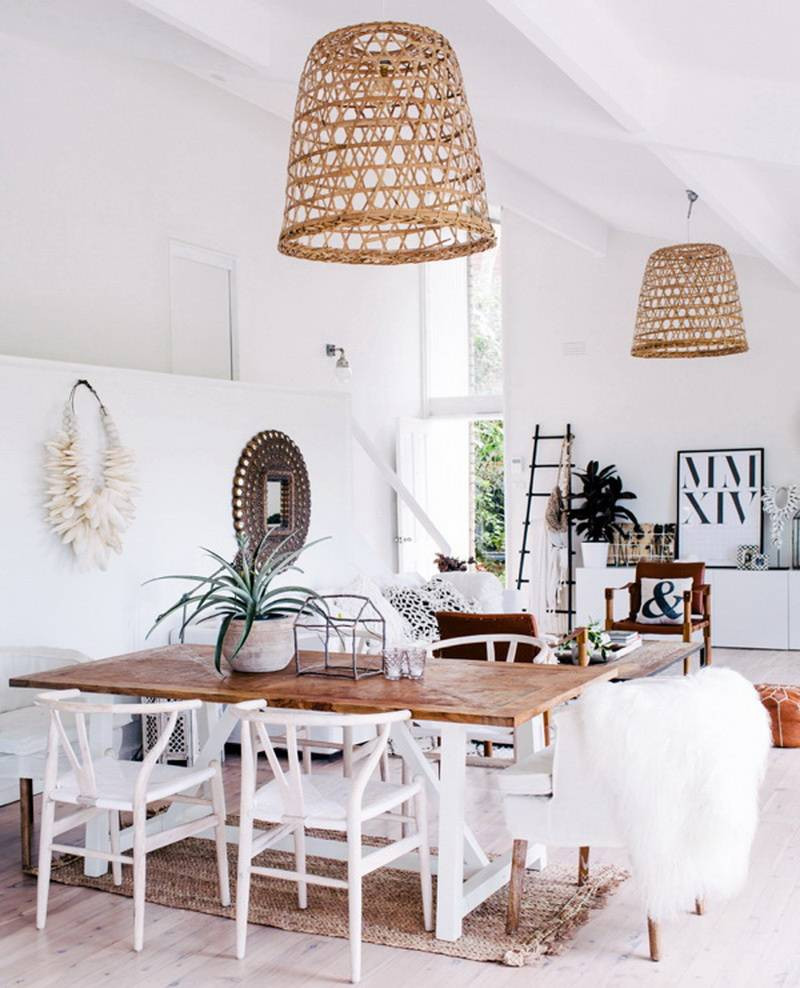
[11,645,616,941]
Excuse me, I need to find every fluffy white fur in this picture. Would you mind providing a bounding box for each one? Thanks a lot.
[580,667,771,920]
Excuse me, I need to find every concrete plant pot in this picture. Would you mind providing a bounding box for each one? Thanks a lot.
[221,615,295,673]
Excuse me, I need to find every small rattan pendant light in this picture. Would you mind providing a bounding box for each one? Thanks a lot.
[631,190,748,358]
[278,21,495,265]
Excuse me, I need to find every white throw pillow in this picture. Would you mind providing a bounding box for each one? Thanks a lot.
[319,574,411,642]
[637,577,694,625]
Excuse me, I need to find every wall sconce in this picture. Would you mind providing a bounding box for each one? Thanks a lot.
[325,343,352,384]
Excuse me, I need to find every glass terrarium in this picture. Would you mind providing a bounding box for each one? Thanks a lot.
[294,594,385,679]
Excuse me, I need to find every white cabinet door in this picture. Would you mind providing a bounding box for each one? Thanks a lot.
[576,567,634,627]
[709,570,789,649]
[789,572,800,649]
[169,242,236,380]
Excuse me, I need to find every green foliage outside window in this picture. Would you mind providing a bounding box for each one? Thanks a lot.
[472,419,505,578]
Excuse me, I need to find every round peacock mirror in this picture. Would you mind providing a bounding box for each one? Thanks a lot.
[231,430,310,560]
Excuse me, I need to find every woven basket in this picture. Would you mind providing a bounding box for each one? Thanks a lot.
[278,21,495,265]
[632,243,748,358]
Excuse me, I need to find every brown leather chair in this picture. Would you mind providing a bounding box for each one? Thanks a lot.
[605,561,712,672]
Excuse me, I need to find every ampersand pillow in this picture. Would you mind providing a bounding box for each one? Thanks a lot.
[636,577,694,625]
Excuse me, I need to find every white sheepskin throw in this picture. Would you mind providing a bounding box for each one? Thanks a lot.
[579,667,771,920]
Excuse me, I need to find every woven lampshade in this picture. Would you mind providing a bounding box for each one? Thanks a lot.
[632,242,748,358]
[278,21,495,265]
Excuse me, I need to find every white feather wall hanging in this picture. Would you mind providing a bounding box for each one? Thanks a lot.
[44,379,138,570]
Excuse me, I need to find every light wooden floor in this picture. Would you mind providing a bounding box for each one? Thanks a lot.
[2,649,799,988]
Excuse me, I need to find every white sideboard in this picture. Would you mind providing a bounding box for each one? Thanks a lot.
[576,567,799,650]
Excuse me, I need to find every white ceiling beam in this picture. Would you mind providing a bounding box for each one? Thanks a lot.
[644,68,800,169]
[125,0,270,72]
[483,151,608,256]
[486,0,800,287]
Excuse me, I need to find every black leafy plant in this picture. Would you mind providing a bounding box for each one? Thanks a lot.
[572,461,638,543]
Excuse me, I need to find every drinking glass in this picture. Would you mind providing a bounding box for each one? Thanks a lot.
[383,645,406,680]
[405,645,427,680]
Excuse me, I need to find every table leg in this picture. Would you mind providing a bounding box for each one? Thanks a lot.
[84,707,113,876]
[20,778,34,872]
[436,723,467,941]
[390,722,488,870]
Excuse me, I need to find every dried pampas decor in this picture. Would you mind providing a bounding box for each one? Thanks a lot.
[44,379,137,570]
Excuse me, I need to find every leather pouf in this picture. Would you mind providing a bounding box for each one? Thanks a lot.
[756,684,800,748]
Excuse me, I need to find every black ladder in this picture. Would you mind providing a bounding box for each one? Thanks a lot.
[515,423,576,629]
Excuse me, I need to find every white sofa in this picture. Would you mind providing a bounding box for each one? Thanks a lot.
[0,647,93,869]
[0,647,93,803]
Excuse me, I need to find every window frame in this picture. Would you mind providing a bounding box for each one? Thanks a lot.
[420,216,503,418]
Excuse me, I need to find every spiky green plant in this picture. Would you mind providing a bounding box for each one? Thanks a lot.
[146,532,328,673]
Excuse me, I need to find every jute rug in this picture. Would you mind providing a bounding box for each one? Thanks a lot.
[51,836,627,966]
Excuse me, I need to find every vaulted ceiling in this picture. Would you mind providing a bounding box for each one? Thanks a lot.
[4,0,799,285]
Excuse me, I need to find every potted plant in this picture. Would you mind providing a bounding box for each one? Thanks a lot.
[572,460,638,568]
[147,532,327,674]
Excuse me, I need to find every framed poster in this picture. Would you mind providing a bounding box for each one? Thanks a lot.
[676,448,764,567]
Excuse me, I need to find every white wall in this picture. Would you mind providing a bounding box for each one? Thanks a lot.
[0,34,422,572]
[0,355,355,658]
[503,207,800,574]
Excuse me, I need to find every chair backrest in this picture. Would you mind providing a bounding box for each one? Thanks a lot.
[431,633,556,665]
[434,611,543,660]
[0,648,90,713]
[631,561,707,617]
[233,702,411,819]
[35,690,201,803]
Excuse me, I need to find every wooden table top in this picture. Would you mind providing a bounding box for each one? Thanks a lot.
[9,644,617,728]
[605,639,703,680]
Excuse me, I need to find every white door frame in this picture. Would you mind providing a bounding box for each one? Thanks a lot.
[168,239,239,380]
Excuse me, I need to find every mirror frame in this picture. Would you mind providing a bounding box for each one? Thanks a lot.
[231,430,311,560]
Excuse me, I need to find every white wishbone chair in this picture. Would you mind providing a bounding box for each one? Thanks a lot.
[267,629,390,783]
[35,690,230,951]
[233,702,432,984]
[411,634,557,764]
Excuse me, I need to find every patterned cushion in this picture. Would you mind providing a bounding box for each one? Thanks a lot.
[636,577,694,625]
[383,577,478,641]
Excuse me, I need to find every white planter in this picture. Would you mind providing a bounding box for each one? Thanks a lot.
[221,615,296,673]
[581,541,610,568]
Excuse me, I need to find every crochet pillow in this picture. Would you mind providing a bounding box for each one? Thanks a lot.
[383,577,478,641]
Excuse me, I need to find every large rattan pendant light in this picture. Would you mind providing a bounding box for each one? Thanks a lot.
[278,21,495,265]
[632,190,748,358]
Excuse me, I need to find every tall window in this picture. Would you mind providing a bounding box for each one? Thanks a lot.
[468,224,502,396]
[412,217,505,578]
[424,220,502,411]
[471,418,505,577]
